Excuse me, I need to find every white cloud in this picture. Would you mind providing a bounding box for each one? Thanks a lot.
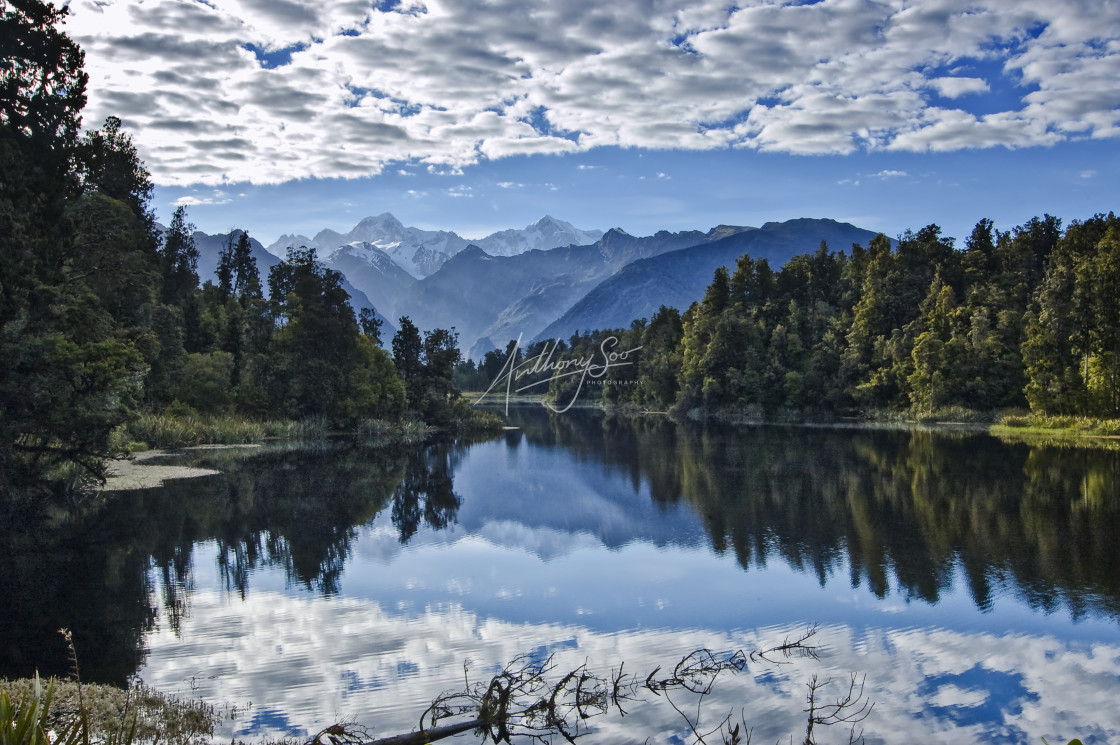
[929,76,991,98]
[173,194,233,207]
[66,0,1120,186]
[875,170,908,178]
[140,588,1120,744]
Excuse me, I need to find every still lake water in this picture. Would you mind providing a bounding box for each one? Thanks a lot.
[4,407,1120,744]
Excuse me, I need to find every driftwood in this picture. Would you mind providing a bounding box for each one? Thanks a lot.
[364,719,483,744]
[310,719,483,745]
[307,626,871,745]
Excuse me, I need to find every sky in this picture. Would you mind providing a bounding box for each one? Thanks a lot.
[63,0,1120,247]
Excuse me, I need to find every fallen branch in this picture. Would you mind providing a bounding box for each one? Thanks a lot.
[307,627,861,745]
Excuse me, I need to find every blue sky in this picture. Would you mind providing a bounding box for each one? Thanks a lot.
[65,0,1119,247]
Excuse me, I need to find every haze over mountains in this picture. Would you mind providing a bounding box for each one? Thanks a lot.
[184,214,884,359]
[265,214,604,278]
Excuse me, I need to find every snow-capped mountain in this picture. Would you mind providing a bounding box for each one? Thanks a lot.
[473,216,604,257]
[265,214,603,279]
[265,213,470,279]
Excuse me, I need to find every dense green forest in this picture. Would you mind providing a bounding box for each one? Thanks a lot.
[459,212,1120,421]
[5,0,1119,497]
[1,1,475,496]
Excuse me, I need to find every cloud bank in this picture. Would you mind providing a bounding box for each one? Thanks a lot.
[66,0,1120,186]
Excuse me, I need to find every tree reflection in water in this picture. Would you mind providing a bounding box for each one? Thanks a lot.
[0,440,465,683]
[390,445,462,543]
[3,414,1120,688]
[503,408,1120,619]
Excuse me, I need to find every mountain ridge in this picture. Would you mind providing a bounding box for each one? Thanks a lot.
[535,218,882,344]
[265,214,604,278]
[166,215,888,361]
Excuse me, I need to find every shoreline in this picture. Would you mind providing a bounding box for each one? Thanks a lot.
[102,407,1120,494]
[102,445,260,491]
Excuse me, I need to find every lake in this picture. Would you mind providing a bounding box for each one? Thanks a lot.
[2,407,1119,744]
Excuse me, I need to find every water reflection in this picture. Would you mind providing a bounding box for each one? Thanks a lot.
[2,408,1120,743]
[136,586,1118,745]
[494,410,1120,621]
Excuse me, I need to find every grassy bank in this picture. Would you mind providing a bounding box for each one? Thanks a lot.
[993,412,1120,436]
[621,401,1120,444]
[116,408,504,452]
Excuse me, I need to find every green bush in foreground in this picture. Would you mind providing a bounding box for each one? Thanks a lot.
[1,676,214,745]
[1,674,74,745]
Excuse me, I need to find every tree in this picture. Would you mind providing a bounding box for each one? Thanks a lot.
[267,248,360,421]
[0,0,87,182]
[907,275,960,412]
[392,316,424,411]
[358,308,382,346]
[76,116,155,231]
[159,206,200,306]
[637,306,683,409]
[391,319,465,423]
[1,1,154,492]
[419,327,462,423]
[231,230,261,303]
[216,234,235,301]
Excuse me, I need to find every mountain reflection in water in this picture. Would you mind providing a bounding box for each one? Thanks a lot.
[2,408,1118,744]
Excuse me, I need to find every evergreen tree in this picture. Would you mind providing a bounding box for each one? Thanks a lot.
[1,1,150,490]
[907,275,960,412]
[216,234,235,301]
[637,306,683,409]
[358,308,383,346]
[392,316,425,412]
[267,247,397,423]
[160,206,200,306]
[232,230,262,303]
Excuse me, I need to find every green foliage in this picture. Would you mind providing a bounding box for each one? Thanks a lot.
[392,319,464,423]
[159,207,199,307]
[639,213,1120,423]
[1,1,146,492]
[124,414,269,448]
[636,306,683,409]
[0,674,71,745]
[4,0,1118,491]
[1,676,214,745]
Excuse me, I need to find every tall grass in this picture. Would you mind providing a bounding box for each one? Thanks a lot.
[0,677,215,745]
[997,412,1120,435]
[1,630,216,745]
[358,418,435,446]
[122,414,324,449]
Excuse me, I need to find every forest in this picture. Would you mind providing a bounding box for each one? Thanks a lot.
[457,210,1120,422]
[1,0,477,497]
[5,0,1119,499]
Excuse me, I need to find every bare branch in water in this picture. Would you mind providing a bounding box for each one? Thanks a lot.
[802,673,874,745]
[750,624,820,665]
[313,627,866,745]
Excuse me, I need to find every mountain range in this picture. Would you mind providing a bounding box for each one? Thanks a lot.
[181,214,885,360]
[178,227,397,331]
[265,214,603,279]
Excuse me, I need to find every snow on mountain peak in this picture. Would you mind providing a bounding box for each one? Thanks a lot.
[474,215,604,257]
[264,213,604,277]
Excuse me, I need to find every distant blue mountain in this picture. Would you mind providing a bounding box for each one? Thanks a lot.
[534,218,882,343]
